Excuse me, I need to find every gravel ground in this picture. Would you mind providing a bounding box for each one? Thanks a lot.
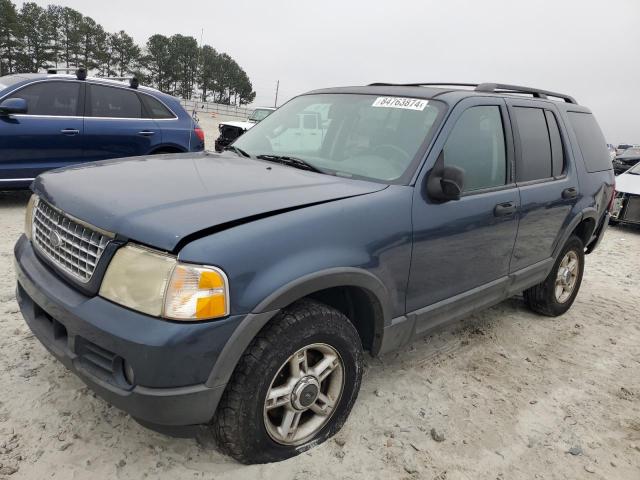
[0,189,639,480]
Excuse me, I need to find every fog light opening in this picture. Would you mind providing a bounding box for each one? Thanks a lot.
[123,361,135,386]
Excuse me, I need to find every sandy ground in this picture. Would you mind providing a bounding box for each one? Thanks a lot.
[0,189,639,480]
[196,113,237,147]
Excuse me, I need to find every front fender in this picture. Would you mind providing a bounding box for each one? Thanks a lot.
[205,267,390,388]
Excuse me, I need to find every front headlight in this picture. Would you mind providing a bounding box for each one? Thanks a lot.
[24,194,38,240]
[99,244,229,321]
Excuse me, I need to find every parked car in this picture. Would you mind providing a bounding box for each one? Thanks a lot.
[612,147,640,175]
[616,143,634,156]
[214,106,275,152]
[611,161,640,225]
[14,82,614,464]
[0,70,205,189]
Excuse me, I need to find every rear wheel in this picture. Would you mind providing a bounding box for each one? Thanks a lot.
[212,299,363,464]
[524,235,585,316]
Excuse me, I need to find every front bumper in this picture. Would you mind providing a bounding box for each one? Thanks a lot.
[214,136,232,152]
[14,235,245,426]
[611,193,640,225]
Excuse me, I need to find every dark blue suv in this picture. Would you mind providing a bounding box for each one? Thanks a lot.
[14,82,614,464]
[0,71,204,189]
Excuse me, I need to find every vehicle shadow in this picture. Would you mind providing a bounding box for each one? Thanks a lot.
[609,222,640,236]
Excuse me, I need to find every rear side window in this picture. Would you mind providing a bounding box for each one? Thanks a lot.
[140,94,175,119]
[545,111,565,177]
[514,107,552,182]
[89,84,142,118]
[567,112,611,172]
[443,105,507,192]
[8,81,80,116]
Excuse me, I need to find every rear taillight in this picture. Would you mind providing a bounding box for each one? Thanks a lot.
[194,127,205,142]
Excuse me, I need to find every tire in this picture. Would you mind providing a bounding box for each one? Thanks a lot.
[212,299,363,464]
[524,235,585,317]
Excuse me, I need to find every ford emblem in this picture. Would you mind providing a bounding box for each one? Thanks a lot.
[49,230,62,248]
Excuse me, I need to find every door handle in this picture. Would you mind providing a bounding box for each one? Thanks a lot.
[562,187,578,199]
[60,128,80,136]
[494,201,517,217]
[137,130,156,136]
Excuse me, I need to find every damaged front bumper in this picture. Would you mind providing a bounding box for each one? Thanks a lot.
[611,192,640,225]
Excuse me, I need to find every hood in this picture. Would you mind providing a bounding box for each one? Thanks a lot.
[616,171,640,196]
[219,120,254,130]
[34,151,386,252]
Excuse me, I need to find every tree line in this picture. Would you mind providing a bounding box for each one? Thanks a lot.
[0,0,256,104]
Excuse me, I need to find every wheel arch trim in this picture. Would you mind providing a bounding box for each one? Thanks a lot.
[552,207,598,259]
[252,267,391,320]
[205,267,390,388]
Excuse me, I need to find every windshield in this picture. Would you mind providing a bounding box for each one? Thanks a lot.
[233,94,443,183]
[249,108,274,122]
[629,162,640,174]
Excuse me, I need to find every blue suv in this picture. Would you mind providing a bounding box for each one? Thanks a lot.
[14,82,614,464]
[0,71,205,189]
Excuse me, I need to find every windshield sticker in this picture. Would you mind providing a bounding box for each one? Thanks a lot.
[372,97,428,111]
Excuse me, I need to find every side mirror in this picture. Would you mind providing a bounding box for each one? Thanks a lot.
[426,151,465,201]
[0,98,28,116]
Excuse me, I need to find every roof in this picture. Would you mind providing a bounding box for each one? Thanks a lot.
[305,83,589,112]
[0,72,171,101]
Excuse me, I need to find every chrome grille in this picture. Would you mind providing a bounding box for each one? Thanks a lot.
[32,199,112,283]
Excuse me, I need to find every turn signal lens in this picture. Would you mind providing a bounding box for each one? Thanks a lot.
[163,264,228,320]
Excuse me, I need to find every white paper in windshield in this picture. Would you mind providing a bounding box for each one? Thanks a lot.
[372,97,428,111]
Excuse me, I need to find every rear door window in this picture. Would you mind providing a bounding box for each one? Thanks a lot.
[443,105,507,192]
[513,107,552,182]
[140,94,175,119]
[567,112,611,172]
[8,81,80,116]
[88,84,142,118]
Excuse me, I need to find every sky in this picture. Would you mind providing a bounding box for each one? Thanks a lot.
[15,0,640,144]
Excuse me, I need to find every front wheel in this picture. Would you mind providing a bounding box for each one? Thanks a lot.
[212,299,363,464]
[524,235,585,316]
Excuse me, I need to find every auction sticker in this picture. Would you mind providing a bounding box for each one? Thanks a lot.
[372,97,428,111]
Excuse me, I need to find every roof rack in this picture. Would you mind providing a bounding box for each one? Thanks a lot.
[367,82,577,104]
[475,83,576,104]
[44,68,139,89]
[100,76,140,89]
[369,82,479,88]
[46,67,87,80]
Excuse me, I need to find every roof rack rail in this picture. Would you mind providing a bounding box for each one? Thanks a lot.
[46,67,87,80]
[474,83,577,104]
[99,76,140,89]
[367,81,577,104]
[369,82,479,88]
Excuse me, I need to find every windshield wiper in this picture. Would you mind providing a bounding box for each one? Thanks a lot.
[224,145,251,158]
[256,154,325,174]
